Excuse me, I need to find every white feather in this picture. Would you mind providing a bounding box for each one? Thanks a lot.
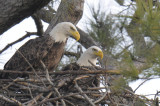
[49,22,77,42]
[76,46,102,66]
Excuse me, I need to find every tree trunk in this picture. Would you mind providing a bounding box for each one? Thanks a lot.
[0,0,51,35]
[44,0,84,36]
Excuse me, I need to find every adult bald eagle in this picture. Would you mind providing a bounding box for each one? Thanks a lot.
[63,46,103,70]
[62,46,103,88]
[77,46,103,66]
[2,22,80,78]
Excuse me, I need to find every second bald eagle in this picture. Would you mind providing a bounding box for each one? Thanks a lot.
[63,46,103,71]
[2,22,80,78]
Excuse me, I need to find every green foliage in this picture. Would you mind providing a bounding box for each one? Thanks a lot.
[87,0,160,81]
[120,50,139,79]
[110,77,128,93]
[88,12,121,54]
[132,0,160,42]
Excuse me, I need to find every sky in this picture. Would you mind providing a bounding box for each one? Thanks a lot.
[0,0,160,99]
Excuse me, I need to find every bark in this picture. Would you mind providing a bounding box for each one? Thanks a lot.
[0,0,51,35]
[37,0,97,48]
[44,0,84,35]
[36,9,98,48]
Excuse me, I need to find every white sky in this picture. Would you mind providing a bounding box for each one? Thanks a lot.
[0,0,159,99]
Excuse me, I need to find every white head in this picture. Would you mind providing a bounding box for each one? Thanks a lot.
[76,46,103,66]
[49,22,80,42]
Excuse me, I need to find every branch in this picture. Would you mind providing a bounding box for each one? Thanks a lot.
[0,0,51,35]
[27,93,43,106]
[17,50,46,86]
[134,77,155,93]
[0,94,21,105]
[0,32,37,54]
[32,14,44,36]
[38,93,80,105]
[53,88,66,106]
[35,8,54,23]
[64,51,80,58]
[36,8,98,48]
[40,60,54,86]
[77,27,98,48]
[0,69,121,75]
[74,81,96,106]
[44,0,84,36]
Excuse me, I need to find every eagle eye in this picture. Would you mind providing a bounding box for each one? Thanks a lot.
[70,26,75,31]
[92,48,98,52]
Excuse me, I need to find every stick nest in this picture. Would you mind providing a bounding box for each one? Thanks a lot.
[0,67,146,106]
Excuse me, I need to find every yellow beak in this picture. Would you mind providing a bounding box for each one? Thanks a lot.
[94,50,103,59]
[70,30,80,41]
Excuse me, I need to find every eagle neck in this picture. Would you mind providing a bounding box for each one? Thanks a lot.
[49,28,68,43]
[76,53,97,66]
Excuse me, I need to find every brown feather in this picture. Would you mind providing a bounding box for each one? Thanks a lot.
[2,35,66,78]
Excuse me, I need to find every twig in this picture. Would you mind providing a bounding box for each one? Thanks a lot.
[40,60,54,86]
[94,91,107,104]
[3,78,19,89]
[14,82,49,93]
[88,87,106,90]
[54,88,66,106]
[10,98,23,106]
[17,50,46,87]
[134,77,154,93]
[56,101,59,106]
[0,32,37,54]
[64,51,80,58]
[38,93,79,105]
[28,85,36,105]
[41,91,53,103]
[74,81,96,106]
[88,60,97,67]
[0,94,19,105]
[64,99,75,106]
[27,93,43,106]
[107,92,115,105]
[94,85,108,104]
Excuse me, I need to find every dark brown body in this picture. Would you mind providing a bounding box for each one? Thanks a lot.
[2,35,66,78]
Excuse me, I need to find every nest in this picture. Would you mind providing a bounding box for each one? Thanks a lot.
[0,67,146,106]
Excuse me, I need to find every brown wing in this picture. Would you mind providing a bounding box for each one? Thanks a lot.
[1,36,56,78]
[4,36,54,70]
[42,41,66,71]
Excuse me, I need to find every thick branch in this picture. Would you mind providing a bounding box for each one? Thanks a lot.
[0,69,120,75]
[44,0,84,36]
[64,51,80,58]
[32,14,44,36]
[36,8,98,48]
[0,0,51,35]
[36,9,54,23]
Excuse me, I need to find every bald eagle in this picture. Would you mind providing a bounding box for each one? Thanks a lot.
[77,46,103,66]
[63,46,103,70]
[2,22,80,78]
[61,46,103,88]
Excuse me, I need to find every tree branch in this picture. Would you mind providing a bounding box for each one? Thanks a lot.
[74,81,95,106]
[64,51,80,58]
[0,32,37,54]
[0,69,121,75]
[43,0,84,36]
[36,8,98,48]
[32,14,44,36]
[0,0,51,35]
